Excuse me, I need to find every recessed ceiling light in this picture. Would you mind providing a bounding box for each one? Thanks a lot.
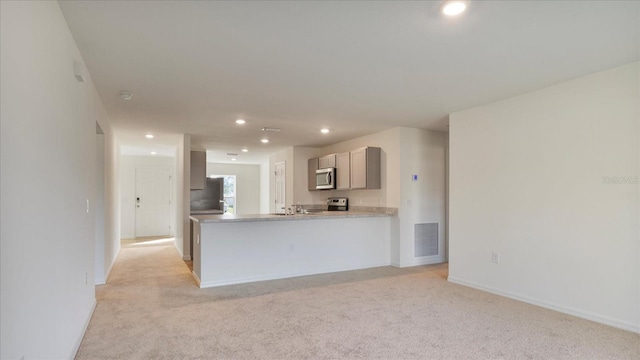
[145,134,154,139]
[120,91,133,100]
[241,148,249,152]
[261,127,281,132]
[321,128,330,134]
[235,119,246,125]
[442,1,466,16]
[150,151,157,155]
[231,158,237,161]
[260,138,269,144]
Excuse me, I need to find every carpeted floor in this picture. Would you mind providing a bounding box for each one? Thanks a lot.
[76,241,639,359]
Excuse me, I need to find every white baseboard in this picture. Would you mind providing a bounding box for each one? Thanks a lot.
[104,247,120,283]
[397,256,446,268]
[94,247,121,285]
[71,298,96,359]
[173,241,183,258]
[447,276,640,334]
[183,255,192,261]
[191,271,201,287]
[198,262,389,289]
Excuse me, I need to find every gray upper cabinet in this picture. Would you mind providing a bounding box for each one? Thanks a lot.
[336,152,350,190]
[190,151,206,190]
[318,154,336,169]
[308,158,319,191]
[350,147,381,189]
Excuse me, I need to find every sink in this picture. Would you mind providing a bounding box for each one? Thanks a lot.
[303,209,326,214]
[270,210,327,216]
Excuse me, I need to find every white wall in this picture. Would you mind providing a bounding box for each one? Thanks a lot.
[95,134,106,282]
[1,1,116,358]
[175,135,190,259]
[448,62,640,332]
[98,126,121,286]
[120,155,176,239]
[206,162,261,214]
[260,161,270,213]
[397,128,447,267]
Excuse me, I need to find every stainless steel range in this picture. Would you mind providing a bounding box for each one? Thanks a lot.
[327,197,348,211]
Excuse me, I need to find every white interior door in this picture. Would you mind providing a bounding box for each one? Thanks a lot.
[274,162,286,214]
[135,167,171,237]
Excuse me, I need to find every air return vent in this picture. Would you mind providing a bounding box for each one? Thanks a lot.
[414,223,438,257]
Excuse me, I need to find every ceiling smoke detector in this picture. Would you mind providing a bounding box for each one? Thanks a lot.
[119,91,133,100]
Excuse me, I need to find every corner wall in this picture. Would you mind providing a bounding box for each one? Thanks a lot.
[294,127,447,267]
[175,135,190,259]
[100,127,120,285]
[397,128,447,267]
[448,62,640,332]
[1,1,115,357]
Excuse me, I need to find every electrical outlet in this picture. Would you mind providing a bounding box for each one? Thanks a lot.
[491,252,500,264]
[289,243,294,252]
[85,272,88,285]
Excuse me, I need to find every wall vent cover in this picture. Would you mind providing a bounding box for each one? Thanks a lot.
[415,223,438,257]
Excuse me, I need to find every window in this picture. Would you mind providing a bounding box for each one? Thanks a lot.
[210,175,236,214]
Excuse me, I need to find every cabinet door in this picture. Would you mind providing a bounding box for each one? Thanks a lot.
[326,154,336,168]
[350,148,367,189]
[336,152,350,190]
[318,156,327,169]
[365,147,381,189]
[308,158,319,191]
[318,154,336,169]
[190,151,206,190]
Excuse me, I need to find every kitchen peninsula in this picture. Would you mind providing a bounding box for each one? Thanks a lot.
[190,210,396,288]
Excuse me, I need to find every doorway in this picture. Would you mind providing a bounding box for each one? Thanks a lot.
[274,161,286,214]
[210,175,236,214]
[135,167,171,237]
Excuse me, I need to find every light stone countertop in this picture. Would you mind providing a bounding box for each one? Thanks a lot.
[190,209,396,223]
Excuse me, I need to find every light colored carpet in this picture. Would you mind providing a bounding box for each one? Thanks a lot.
[76,242,639,359]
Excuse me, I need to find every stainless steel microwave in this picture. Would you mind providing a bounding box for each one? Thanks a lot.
[316,168,336,190]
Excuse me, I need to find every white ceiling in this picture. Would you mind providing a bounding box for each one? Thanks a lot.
[59,1,639,164]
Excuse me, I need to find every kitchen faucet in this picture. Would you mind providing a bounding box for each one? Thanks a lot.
[291,202,304,214]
